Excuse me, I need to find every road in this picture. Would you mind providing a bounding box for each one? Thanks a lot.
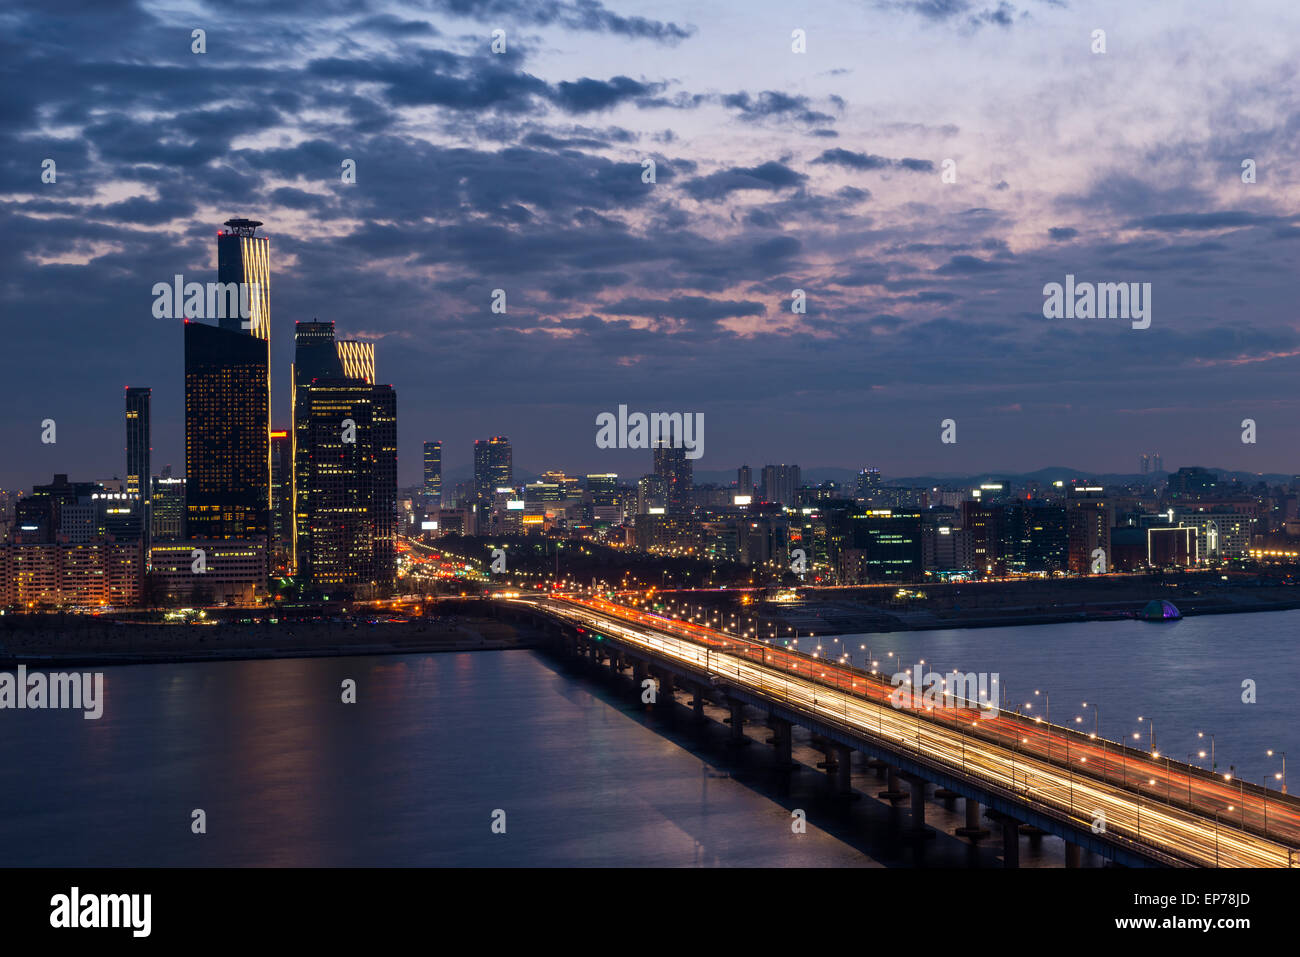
[527,595,1299,868]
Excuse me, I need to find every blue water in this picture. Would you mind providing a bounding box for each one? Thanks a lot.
[816,610,1298,787]
[1,610,1293,866]
[0,650,874,866]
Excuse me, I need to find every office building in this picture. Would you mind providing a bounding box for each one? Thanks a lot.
[151,474,185,541]
[760,464,801,506]
[839,510,922,583]
[125,386,151,553]
[855,466,881,502]
[270,430,292,574]
[185,218,272,544]
[473,436,513,514]
[737,465,753,502]
[423,441,442,504]
[292,321,397,588]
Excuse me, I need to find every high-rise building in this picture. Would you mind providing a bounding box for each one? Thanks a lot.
[737,465,753,501]
[185,219,271,546]
[423,441,442,504]
[760,464,801,506]
[654,425,692,515]
[125,387,151,499]
[474,436,512,512]
[184,320,270,541]
[840,510,922,583]
[1067,497,1113,574]
[270,430,292,574]
[216,217,270,339]
[855,467,881,502]
[151,474,185,541]
[291,321,397,588]
[125,387,151,555]
[372,385,398,586]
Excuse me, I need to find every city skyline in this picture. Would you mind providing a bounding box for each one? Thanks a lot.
[7,3,1300,489]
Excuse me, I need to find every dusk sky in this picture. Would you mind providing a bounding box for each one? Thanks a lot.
[5,0,1300,490]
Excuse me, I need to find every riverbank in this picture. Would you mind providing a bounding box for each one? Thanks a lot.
[0,615,543,668]
[753,573,1300,635]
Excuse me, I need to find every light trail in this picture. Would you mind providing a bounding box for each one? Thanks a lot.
[523,595,1299,868]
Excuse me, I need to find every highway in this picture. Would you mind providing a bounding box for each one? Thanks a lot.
[523,594,1299,868]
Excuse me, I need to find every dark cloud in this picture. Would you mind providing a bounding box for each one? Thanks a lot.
[605,296,767,321]
[682,161,808,200]
[722,91,836,126]
[549,76,663,112]
[1124,211,1285,231]
[812,149,933,173]
[422,0,695,44]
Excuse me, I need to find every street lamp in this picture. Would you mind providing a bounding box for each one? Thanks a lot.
[1267,750,1287,794]
[1197,731,1215,772]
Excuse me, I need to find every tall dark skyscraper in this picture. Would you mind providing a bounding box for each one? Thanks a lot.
[737,465,753,500]
[292,320,396,589]
[761,464,800,506]
[185,219,272,544]
[184,322,270,540]
[473,436,512,508]
[654,425,692,515]
[125,387,151,554]
[423,441,442,503]
[270,430,292,574]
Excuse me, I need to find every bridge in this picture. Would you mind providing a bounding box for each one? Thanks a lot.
[501,593,1300,868]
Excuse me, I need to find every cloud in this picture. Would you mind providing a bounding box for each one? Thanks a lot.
[812,148,934,172]
[605,295,767,321]
[682,161,808,200]
[423,0,695,44]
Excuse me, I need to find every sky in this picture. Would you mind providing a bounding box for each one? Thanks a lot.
[4,0,1300,490]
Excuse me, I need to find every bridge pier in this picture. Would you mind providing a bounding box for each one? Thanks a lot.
[632,659,648,690]
[817,744,856,797]
[725,699,748,746]
[878,765,907,802]
[656,672,675,712]
[689,685,707,721]
[1019,823,1045,847]
[765,716,795,770]
[1000,817,1021,868]
[1065,842,1082,868]
[955,798,990,839]
[902,774,935,837]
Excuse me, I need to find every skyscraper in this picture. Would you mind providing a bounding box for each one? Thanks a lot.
[185,219,272,545]
[125,386,151,555]
[291,320,397,588]
[184,321,270,541]
[423,441,442,504]
[761,464,801,506]
[270,430,292,574]
[855,466,881,502]
[474,437,512,511]
[654,424,692,515]
[737,465,753,500]
[216,218,270,339]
